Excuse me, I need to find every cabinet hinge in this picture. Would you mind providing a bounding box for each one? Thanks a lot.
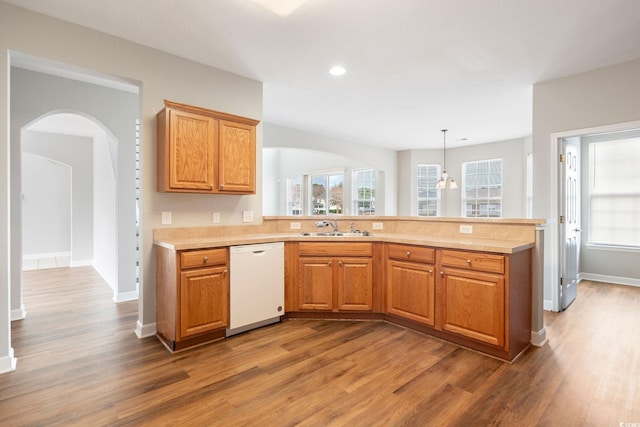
[559,215,565,224]
[560,153,565,162]
[560,277,564,285]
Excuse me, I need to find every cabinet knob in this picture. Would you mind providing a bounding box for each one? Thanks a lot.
[466,259,471,264]
[224,269,228,274]
[220,184,224,190]
[339,261,343,267]
[428,269,433,274]
[440,271,444,277]
[203,256,209,262]
[328,261,332,266]
[406,251,411,257]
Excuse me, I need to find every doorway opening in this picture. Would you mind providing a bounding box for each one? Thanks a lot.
[552,121,640,312]
[9,54,141,337]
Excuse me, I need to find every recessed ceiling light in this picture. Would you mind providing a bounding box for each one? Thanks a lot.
[246,0,308,17]
[329,65,346,76]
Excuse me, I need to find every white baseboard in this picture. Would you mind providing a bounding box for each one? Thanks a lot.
[544,299,554,311]
[580,273,640,288]
[70,259,93,267]
[135,321,156,338]
[0,348,17,374]
[22,251,71,260]
[11,305,27,321]
[114,290,139,303]
[531,328,548,347]
[92,264,116,290]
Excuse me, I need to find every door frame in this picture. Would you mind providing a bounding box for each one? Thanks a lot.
[549,120,640,312]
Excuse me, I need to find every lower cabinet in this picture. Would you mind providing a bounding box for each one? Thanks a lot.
[296,243,373,312]
[180,265,229,338]
[386,244,436,326]
[156,246,229,351]
[439,267,505,347]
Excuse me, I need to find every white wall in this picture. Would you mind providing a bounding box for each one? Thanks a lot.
[21,152,72,256]
[533,58,640,309]
[93,131,117,288]
[397,137,529,217]
[0,1,263,372]
[21,130,93,263]
[264,123,397,215]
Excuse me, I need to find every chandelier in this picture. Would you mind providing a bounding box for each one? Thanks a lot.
[436,129,458,190]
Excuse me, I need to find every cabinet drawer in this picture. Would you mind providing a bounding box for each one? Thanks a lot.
[180,248,228,269]
[298,242,372,257]
[440,250,504,274]
[387,243,434,263]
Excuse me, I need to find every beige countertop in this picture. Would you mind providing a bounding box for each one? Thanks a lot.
[154,232,534,254]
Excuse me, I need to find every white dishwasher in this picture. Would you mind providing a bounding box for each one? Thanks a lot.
[227,242,285,336]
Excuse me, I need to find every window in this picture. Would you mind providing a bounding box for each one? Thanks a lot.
[417,164,440,216]
[588,138,640,248]
[310,172,344,215]
[353,169,376,215]
[462,159,502,217]
[286,177,302,215]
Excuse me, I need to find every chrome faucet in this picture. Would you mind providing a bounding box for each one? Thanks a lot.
[315,219,339,232]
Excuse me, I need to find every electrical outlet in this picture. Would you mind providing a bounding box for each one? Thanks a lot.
[290,222,301,230]
[161,211,172,225]
[242,210,254,223]
[212,212,221,223]
[460,224,473,234]
[372,222,384,230]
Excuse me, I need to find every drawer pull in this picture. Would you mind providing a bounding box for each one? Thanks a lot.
[466,259,471,264]
[203,256,209,262]
[406,251,411,257]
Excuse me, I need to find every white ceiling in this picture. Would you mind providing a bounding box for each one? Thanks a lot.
[6,0,640,149]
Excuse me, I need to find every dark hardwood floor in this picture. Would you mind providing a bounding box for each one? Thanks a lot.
[1,266,639,426]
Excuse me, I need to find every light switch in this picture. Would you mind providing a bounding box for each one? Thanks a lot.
[213,212,221,223]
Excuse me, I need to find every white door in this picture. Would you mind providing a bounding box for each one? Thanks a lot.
[559,137,581,310]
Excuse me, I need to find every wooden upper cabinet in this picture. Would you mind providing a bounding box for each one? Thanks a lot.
[157,100,259,194]
[218,120,256,193]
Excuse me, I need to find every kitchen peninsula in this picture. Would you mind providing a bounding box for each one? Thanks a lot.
[154,216,545,361]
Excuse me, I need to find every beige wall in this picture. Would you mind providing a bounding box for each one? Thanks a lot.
[0,1,262,369]
[532,58,640,309]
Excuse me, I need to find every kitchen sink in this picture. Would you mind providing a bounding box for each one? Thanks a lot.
[299,231,373,237]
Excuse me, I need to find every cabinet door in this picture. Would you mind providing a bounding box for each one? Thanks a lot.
[440,268,505,347]
[169,109,217,191]
[298,257,334,310]
[337,258,373,311]
[179,266,228,339]
[218,120,256,193]
[387,260,435,326]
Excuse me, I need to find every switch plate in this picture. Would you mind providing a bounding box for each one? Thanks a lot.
[161,211,172,225]
[242,210,254,223]
[212,212,221,223]
[460,224,473,234]
[372,222,384,230]
[290,222,301,230]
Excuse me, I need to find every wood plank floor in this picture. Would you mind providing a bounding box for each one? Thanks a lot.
[1,266,639,426]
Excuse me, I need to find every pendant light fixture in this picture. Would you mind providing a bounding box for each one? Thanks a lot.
[436,129,458,190]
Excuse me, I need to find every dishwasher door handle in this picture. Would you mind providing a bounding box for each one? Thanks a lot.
[252,250,266,255]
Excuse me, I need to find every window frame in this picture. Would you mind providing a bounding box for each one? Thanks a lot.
[461,158,503,218]
[416,163,441,217]
[352,168,376,216]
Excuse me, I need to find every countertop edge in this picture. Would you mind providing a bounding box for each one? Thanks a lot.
[154,233,534,254]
